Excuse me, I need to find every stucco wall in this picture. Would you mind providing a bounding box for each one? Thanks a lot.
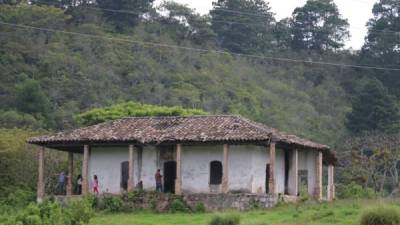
[88,144,317,195]
[88,147,128,194]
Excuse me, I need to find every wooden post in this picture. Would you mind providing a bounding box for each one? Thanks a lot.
[314,151,323,200]
[327,164,335,201]
[37,147,45,203]
[289,149,298,196]
[82,145,89,195]
[269,142,276,195]
[175,144,182,195]
[128,144,135,192]
[67,152,74,196]
[222,144,229,193]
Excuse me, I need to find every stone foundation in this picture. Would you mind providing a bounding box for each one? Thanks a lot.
[53,193,284,211]
[184,194,278,211]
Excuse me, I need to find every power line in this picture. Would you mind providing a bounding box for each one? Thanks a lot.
[29,0,400,36]
[1,21,400,72]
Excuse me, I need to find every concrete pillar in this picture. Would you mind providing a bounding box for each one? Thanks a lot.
[175,144,182,195]
[128,144,135,192]
[314,151,323,200]
[288,149,298,196]
[66,152,74,196]
[222,144,229,193]
[327,164,335,201]
[82,145,89,195]
[269,142,276,195]
[37,147,45,203]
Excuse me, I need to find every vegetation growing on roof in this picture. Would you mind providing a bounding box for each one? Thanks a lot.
[76,102,208,126]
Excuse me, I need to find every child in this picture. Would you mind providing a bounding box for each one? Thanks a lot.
[92,175,99,195]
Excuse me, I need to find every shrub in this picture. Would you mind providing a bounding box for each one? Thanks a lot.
[82,193,98,208]
[337,182,376,199]
[3,189,36,208]
[209,214,240,225]
[67,199,95,225]
[360,207,400,225]
[169,198,190,213]
[193,202,206,213]
[102,195,123,212]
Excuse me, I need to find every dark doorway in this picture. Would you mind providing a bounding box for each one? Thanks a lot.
[163,161,176,193]
[265,164,270,193]
[121,161,129,191]
[284,151,290,194]
[210,161,223,185]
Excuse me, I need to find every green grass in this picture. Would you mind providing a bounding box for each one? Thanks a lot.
[89,199,400,225]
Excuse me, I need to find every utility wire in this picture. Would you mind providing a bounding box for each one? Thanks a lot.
[1,21,400,71]
[30,0,400,36]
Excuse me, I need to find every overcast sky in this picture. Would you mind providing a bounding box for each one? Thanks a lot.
[155,0,378,49]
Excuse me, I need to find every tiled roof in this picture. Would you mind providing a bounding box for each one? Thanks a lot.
[27,116,332,158]
[28,115,274,144]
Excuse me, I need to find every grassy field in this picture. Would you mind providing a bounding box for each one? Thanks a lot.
[90,199,400,225]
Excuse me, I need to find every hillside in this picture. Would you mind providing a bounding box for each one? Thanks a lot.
[0,3,357,147]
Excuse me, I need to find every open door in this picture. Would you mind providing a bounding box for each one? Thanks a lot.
[163,161,176,193]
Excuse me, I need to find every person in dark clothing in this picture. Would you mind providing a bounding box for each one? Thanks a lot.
[76,174,82,195]
[155,169,163,192]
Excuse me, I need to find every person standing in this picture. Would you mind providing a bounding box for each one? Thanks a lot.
[76,174,82,195]
[92,175,99,195]
[55,172,66,195]
[155,169,163,192]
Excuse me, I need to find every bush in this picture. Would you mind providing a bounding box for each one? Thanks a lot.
[3,189,36,208]
[209,214,240,225]
[67,199,95,225]
[337,182,376,199]
[193,202,206,213]
[360,207,400,225]
[102,195,123,212]
[169,198,190,213]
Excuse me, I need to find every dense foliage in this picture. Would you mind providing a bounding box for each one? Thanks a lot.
[360,207,400,225]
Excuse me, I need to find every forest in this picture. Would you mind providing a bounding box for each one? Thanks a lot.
[0,0,400,196]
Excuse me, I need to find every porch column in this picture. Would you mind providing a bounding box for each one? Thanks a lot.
[222,144,229,193]
[327,164,335,201]
[314,151,323,200]
[82,144,89,195]
[67,152,74,196]
[269,142,276,194]
[128,144,135,192]
[175,144,182,195]
[288,149,298,196]
[37,147,45,203]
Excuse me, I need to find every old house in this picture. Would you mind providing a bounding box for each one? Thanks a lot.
[28,115,336,206]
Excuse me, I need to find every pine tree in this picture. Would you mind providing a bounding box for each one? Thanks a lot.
[346,79,400,134]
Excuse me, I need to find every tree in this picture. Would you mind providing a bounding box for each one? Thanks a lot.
[290,0,349,52]
[158,2,216,46]
[340,132,400,193]
[15,79,54,128]
[96,0,155,32]
[346,79,400,134]
[361,0,400,97]
[210,0,276,54]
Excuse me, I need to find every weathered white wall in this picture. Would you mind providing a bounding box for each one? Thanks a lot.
[275,148,285,194]
[181,145,223,193]
[88,144,317,195]
[140,146,158,190]
[297,150,317,196]
[307,151,317,195]
[88,147,128,194]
